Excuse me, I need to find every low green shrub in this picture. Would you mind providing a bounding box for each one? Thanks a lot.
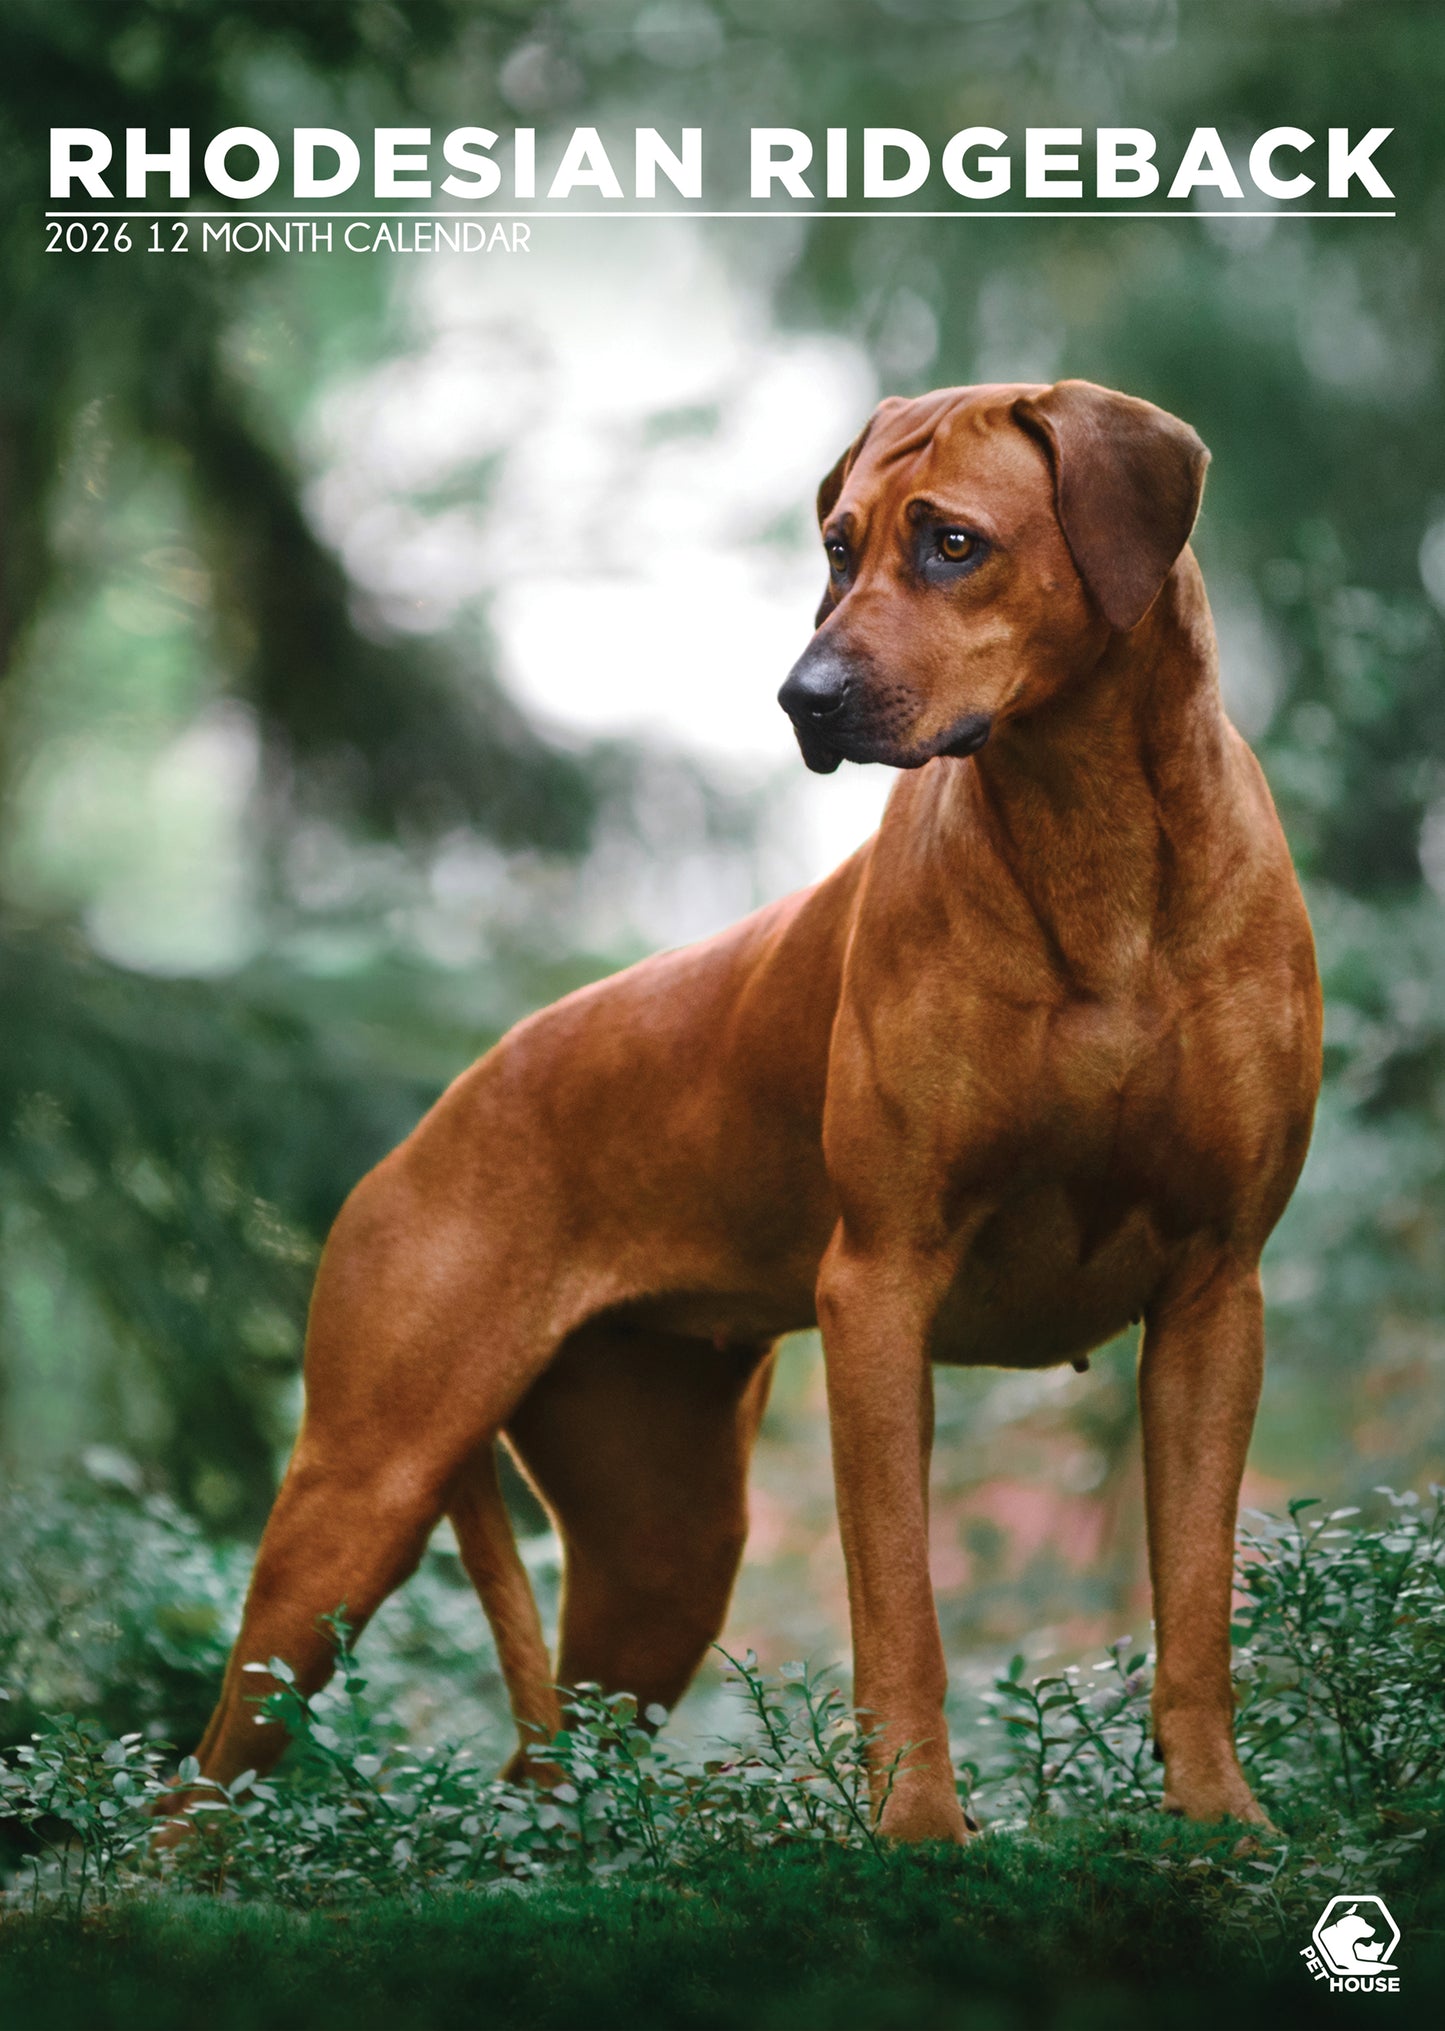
[968,1488,1445,1824]
[0,1486,1440,1926]
[0,1630,903,1912]
[1237,1489,1445,1807]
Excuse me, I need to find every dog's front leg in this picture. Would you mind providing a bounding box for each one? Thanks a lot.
[818,1235,967,1844]
[1139,1255,1269,1825]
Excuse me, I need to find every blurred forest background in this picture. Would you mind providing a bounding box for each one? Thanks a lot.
[2,0,1443,1763]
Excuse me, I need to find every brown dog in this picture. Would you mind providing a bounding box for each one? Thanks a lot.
[177,378,1321,1844]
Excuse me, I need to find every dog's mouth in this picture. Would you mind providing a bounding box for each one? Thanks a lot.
[784,706,994,776]
[790,718,847,775]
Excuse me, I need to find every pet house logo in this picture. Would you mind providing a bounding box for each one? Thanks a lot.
[1301,1895,1401,1993]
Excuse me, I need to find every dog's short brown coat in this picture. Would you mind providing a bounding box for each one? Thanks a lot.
[174,379,1321,1843]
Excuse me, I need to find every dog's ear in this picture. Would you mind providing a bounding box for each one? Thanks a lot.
[1011,379,1209,632]
[816,416,876,526]
[814,416,879,625]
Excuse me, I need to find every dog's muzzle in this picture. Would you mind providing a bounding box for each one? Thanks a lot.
[778,644,993,774]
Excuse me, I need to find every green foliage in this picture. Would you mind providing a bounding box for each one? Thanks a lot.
[0,0,603,841]
[971,1638,1160,1820]
[2,1491,1442,1928]
[0,1720,163,1917]
[967,1488,1445,1842]
[0,1474,245,1751]
[0,931,436,1522]
[0,1633,903,1905]
[160,1634,891,1893]
[1235,1490,1445,1808]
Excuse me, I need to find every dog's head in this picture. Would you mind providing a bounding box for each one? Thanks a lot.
[777,378,1209,774]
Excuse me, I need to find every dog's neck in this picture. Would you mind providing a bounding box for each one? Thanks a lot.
[957,551,1235,990]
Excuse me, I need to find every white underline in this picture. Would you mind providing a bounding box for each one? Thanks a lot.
[45,207,1397,221]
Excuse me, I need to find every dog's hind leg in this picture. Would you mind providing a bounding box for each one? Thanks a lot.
[183,1438,442,1796]
[501,1323,775,1759]
[172,1150,567,1806]
[447,1441,562,1769]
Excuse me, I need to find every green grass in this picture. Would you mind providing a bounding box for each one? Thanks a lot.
[2,1818,1442,2031]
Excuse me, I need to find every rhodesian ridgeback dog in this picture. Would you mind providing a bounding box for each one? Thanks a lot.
[174,378,1321,1844]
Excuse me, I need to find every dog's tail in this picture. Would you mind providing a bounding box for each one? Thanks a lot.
[447,1441,561,1777]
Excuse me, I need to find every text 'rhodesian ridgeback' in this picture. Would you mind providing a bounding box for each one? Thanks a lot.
[177,378,1322,1844]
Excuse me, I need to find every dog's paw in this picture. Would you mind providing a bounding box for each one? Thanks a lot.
[1160,1780,1275,1832]
[878,1786,974,1845]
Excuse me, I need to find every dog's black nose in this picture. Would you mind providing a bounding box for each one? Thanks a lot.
[778,651,850,721]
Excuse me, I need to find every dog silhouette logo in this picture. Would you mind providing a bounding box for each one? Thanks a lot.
[1305,1895,1401,1989]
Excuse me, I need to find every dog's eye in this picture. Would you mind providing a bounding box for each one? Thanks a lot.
[937,529,976,563]
[825,541,849,576]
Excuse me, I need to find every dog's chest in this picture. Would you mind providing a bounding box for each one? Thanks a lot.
[932,982,1190,1177]
[921,991,1243,1366]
